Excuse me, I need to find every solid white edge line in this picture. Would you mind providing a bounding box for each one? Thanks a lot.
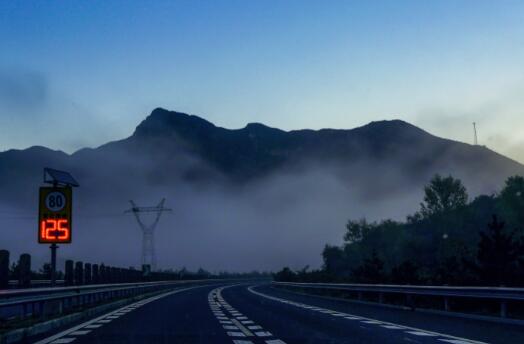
[247,285,487,344]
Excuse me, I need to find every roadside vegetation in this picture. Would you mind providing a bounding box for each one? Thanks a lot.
[275,175,524,286]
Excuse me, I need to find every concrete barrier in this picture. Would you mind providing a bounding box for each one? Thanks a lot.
[0,250,9,289]
[84,263,92,285]
[64,260,74,286]
[18,254,31,288]
[74,261,84,285]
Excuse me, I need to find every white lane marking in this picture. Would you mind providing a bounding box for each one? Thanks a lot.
[50,339,76,344]
[255,331,272,337]
[362,320,383,324]
[231,318,255,337]
[382,325,404,330]
[440,340,478,344]
[344,316,361,320]
[248,286,486,344]
[35,285,210,344]
[209,286,287,344]
[84,324,102,329]
[97,320,112,323]
[407,331,438,337]
[331,313,348,317]
[228,331,246,337]
[69,330,91,335]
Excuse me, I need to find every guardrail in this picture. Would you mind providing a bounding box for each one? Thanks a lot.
[272,281,524,318]
[0,279,221,323]
[8,280,65,289]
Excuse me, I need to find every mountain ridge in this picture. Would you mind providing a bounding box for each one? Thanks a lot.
[1,108,522,195]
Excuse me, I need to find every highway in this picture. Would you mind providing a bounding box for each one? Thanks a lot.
[31,283,524,344]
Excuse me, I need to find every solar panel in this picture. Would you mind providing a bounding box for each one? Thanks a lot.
[44,168,80,187]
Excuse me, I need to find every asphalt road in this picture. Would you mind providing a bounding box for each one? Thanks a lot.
[31,283,524,344]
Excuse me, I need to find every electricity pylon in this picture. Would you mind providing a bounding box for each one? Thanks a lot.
[125,199,171,271]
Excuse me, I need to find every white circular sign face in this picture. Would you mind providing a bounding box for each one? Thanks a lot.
[45,191,66,212]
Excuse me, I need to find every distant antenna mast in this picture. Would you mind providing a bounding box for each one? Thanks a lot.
[125,199,171,271]
[473,122,478,145]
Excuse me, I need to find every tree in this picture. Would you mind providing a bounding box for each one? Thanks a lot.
[274,267,296,282]
[344,219,373,243]
[351,250,386,283]
[476,215,522,286]
[322,245,348,278]
[498,176,524,230]
[418,174,468,219]
[391,261,421,285]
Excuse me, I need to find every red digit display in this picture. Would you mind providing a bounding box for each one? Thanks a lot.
[40,219,70,242]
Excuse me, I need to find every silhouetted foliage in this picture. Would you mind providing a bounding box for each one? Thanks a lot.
[476,215,523,286]
[498,176,524,232]
[274,267,297,282]
[351,250,386,283]
[276,174,524,287]
[391,261,421,285]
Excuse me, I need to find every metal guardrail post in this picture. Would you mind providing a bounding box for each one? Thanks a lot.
[39,300,46,320]
[500,301,508,318]
[21,303,27,320]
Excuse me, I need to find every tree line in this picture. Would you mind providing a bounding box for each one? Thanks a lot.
[275,175,524,286]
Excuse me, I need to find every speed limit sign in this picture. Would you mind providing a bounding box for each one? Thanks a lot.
[38,187,73,243]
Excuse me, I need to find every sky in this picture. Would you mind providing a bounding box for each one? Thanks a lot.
[1,1,524,163]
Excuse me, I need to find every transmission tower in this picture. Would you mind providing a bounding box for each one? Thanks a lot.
[473,122,478,145]
[125,199,171,271]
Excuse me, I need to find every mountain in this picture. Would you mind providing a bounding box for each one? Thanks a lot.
[3,108,521,192]
[1,108,523,271]
[73,108,524,195]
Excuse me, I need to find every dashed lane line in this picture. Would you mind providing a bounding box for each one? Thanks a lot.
[231,318,254,337]
[248,285,488,344]
[209,286,287,344]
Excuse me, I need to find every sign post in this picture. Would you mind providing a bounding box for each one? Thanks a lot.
[39,168,79,286]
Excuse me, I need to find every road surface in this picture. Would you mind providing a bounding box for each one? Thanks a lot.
[31,283,524,344]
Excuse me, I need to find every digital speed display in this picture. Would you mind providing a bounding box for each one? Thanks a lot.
[38,187,72,243]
